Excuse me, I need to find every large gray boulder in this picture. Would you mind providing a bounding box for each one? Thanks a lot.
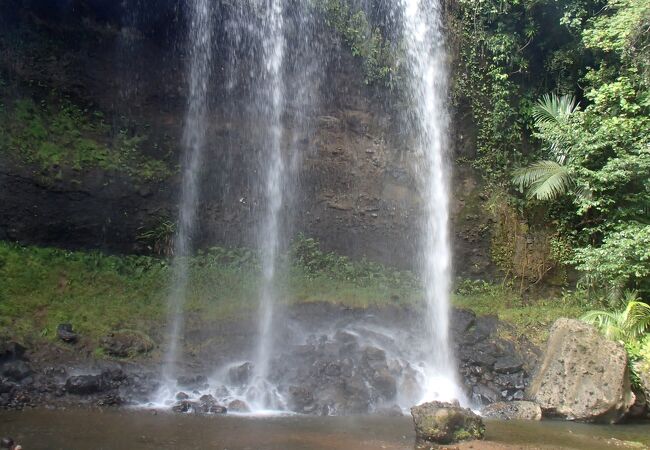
[481,401,542,420]
[527,318,634,423]
[411,401,485,445]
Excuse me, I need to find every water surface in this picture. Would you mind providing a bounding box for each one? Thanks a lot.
[1,409,649,449]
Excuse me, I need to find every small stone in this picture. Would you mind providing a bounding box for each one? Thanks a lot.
[56,323,78,343]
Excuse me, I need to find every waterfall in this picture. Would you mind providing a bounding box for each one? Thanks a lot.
[247,0,287,411]
[397,0,465,403]
[161,0,214,385]
[245,0,322,412]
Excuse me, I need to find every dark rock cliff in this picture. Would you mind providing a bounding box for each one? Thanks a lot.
[0,0,493,276]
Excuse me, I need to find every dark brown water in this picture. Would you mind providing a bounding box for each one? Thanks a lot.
[1,409,649,450]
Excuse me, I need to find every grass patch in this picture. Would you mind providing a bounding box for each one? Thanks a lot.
[0,239,421,346]
[452,279,589,346]
[0,238,588,350]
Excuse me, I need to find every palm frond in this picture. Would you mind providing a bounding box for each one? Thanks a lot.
[512,160,572,201]
[581,309,627,340]
[532,93,579,126]
[623,299,650,339]
[574,184,593,202]
[583,293,650,342]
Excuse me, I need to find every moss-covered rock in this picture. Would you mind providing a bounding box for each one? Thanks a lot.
[410,400,485,445]
[100,329,154,358]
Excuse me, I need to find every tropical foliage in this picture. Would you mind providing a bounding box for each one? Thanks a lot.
[582,292,650,341]
[512,94,579,201]
[420,0,649,307]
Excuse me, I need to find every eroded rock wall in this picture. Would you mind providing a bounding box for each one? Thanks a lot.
[0,0,493,275]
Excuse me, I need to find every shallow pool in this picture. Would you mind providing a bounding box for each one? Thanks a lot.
[0,409,649,449]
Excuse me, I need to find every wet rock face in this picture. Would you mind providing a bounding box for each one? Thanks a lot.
[481,401,542,421]
[1,361,32,382]
[452,310,534,405]
[65,375,107,395]
[228,362,253,386]
[411,401,485,445]
[176,375,208,391]
[527,318,635,423]
[270,331,406,415]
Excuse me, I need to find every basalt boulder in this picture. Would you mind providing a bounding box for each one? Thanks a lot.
[411,401,485,445]
[527,318,635,423]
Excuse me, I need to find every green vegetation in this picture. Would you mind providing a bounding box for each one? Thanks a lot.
[582,292,650,388]
[0,237,590,350]
[0,95,171,181]
[447,0,649,306]
[582,291,650,341]
[317,0,396,86]
[136,219,176,257]
[454,279,588,345]
[512,94,580,201]
[0,237,421,347]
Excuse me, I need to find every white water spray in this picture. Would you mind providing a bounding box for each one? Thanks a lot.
[398,0,465,404]
[161,0,214,386]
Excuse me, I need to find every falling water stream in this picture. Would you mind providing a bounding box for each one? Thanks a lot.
[161,0,214,388]
[397,0,465,403]
[247,0,288,411]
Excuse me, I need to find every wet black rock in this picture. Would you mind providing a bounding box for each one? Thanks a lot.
[96,393,124,407]
[227,399,250,413]
[65,374,107,395]
[370,368,397,399]
[176,391,189,400]
[0,378,15,394]
[176,375,207,390]
[56,323,79,343]
[228,362,253,386]
[0,340,26,363]
[454,311,535,406]
[494,356,523,374]
[288,385,315,413]
[172,400,195,413]
[198,394,226,414]
[1,361,32,382]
